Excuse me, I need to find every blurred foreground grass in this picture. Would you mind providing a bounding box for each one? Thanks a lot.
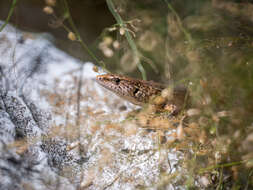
[4,0,252,188]
[97,0,253,188]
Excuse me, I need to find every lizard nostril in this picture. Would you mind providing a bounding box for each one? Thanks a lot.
[96,76,101,81]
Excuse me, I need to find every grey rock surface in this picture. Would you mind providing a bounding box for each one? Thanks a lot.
[0,22,185,190]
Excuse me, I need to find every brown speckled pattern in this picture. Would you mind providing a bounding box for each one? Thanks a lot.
[96,74,170,105]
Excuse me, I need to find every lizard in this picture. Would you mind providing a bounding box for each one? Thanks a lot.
[96,73,188,114]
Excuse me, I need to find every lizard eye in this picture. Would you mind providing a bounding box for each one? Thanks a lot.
[114,78,120,85]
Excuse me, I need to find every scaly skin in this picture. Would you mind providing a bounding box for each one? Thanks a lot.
[96,73,187,112]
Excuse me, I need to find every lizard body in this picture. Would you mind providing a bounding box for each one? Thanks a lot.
[96,73,187,112]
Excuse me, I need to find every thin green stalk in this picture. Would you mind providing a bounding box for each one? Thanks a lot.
[0,0,18,32]
[62,0,103,67]
[106,0,147,80]
[198,160,245,174]
[245,169,253,190]
[163,0,193,46]
[216,167,223,190]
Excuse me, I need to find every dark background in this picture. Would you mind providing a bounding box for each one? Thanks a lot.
[0,0,114,61]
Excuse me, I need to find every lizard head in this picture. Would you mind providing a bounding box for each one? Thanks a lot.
[96,73,163,105]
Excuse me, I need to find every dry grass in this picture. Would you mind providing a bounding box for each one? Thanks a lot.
[34,0,253,188]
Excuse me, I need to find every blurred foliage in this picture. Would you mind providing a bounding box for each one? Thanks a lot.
[96,0,253,188]
[40,0,253,188]
[2,0,252,188]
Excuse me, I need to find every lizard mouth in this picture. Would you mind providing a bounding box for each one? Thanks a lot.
[96,74,122,94]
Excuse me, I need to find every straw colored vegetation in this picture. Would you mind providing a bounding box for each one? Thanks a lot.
[42,0,253,188]
[1,0,252,189]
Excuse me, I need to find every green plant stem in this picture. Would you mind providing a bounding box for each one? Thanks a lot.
[163,0,193,46]
[216,167,223,190]
[0,0,18,32]
[106,0,147,80]
[62,0,103,67]
[198,160,245,174]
